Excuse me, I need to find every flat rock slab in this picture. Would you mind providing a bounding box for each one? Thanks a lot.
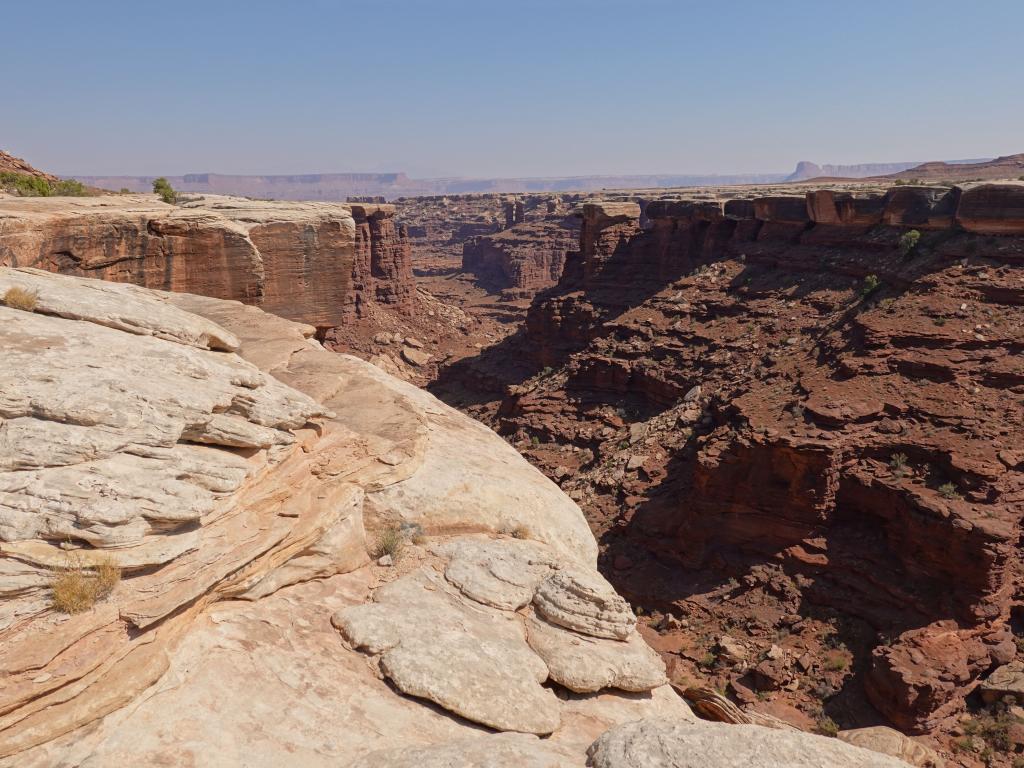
[351,732,576,768]
[526,613,666,694]
[586,719,910,768]
[534,567,635,640]
[333,568,561,734]
[436,537,557,610]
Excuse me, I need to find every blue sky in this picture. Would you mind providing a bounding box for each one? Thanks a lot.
[4,0,1022,178]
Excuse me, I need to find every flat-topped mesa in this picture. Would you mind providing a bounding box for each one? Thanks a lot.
[0,193,415,332]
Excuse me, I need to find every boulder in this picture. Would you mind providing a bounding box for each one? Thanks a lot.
[979,661,1024,704]
[436,537,557,610]
[586,719,910,768]
[334,567,560,734]
[526,613,666,693]
[534,568,635,640]
[838,726,944,767]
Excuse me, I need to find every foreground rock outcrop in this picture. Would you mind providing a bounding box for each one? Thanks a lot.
[0,193,413,331]
[0,267,908,766]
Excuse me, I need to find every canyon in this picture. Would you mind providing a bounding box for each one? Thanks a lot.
[2,165,1024,765]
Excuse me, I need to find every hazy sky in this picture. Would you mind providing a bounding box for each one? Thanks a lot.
[5,0,1022,178]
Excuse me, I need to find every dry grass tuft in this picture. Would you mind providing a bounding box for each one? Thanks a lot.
[2,286,39,312]
[51,553,121,614]
[372,525,406,561]
[510,524,532,540]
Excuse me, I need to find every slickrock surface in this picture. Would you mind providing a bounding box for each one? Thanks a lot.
[0,268,711,766]
[429,181,1024,757]
[0,193,413,330]
[587,718,908,767]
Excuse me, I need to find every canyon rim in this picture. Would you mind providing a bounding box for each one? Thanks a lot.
[3,2,1024,765]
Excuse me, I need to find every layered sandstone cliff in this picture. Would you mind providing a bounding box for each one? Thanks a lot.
[435,182,1024,751]
[461,215,580,299]
[0,193,413,331]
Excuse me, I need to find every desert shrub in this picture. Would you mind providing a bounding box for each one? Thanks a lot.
[2,286,39,311]
[510,524,531,539]
[860,274,881,298]
[889,452,909,476]
[898,229,921,257]
[51,553,121,614]
[372,524,406,561]
[824,654,848,672]
[815,716,839,737]
[0,171,52,196]
[51,178,89,196]
[938,482,962,500]
[152,177,178,204]
[0,173,91,197]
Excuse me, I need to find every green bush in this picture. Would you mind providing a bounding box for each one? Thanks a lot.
[938,482,962,500]
[889,452,909,476]
[152,177,178,204]
[0,172,90,197]
[898,229,921,257]
[860,274,881,298]
[1,171,52,196]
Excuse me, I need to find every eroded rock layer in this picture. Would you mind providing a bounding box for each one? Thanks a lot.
[0,193,413,330]
[434,182,1024,740]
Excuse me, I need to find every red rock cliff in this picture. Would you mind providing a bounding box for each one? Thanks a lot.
[462,182,1024,736]
[0,193,414,330]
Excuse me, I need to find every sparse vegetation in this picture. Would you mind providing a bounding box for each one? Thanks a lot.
[860,274,881,298]
[372,524,406,561]
[0,171,90,197]
[51,179,89,196]
[152,177,178,204]
[889,452,909,477]
[938,482,962,500]
[815,716,839,737]
[898,229,921,257]
[697,651,718,670]
[510,524,531,539]
[955,701,1024,765]
[50,552,121,614]
[2,286,39,312]
[824,654,848,672]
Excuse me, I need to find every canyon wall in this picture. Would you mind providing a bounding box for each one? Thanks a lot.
[460,182,1024,738]
[0,193,413,330]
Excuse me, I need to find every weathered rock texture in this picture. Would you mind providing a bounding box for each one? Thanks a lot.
[0,193,413,330]
[433,182,1024,744]
[0,267,702,766]
[587,718,908,768]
